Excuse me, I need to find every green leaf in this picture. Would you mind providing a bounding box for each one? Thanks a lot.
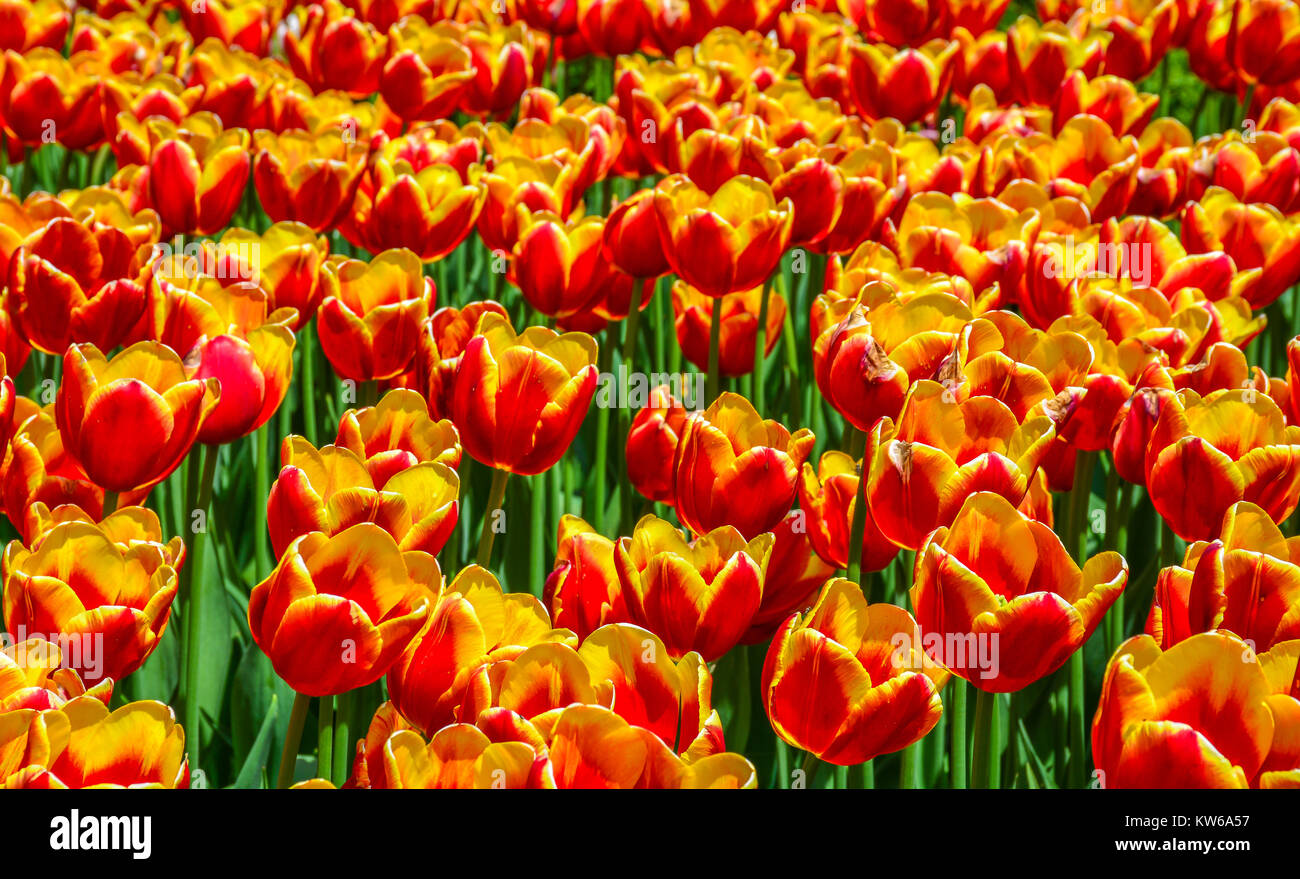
[232,694,279,790]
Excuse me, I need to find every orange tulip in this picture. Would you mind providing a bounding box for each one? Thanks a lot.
[543,515,630,641]
[577,623,724,759]
[411,301,511,421]
[1147,501,1300,654]
[477,157,579,255]
[1092,632,1275,788]
[625,384,692,505]
[386,565,575,735]
[249,523,437,696]
[6,217,149,356]
[1,697,188,788]
[673,392,814,539]
[252,129,369,234]
[865,381,1057,550]
[335,388,461,487]
[343,153,486,260]
[1,403,145,539]
[510,212,606,319]
[602,189,671,280]
[55,342,220,494]
[285,0,388,97]
[763,578,947,765]
[1144,387,1300,541]
[614,514,772,662]
[0,49,102,150]
[653,174,793,299]
[2,516,179,685]
[448,312,599,476]
[0,637,112,712]
[912,492,1128,692]
[266,436,460,559]
[0,0,69,53]
[799,450,902,572]
[209,224,330,331]
[110,114,251,238]
[847,40,958,125]
[812,293,910,433]
[1227,0,1300,86]
[318,249,435,383]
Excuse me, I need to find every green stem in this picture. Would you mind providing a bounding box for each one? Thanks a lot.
[705,296,722,405]
[317,695,333,783]
[899,742,921,789]
[1068,651,1086,788]
[300,322,318,442]
[949,678,967,789]
[752,281,771,413]
[333,689,353,785]
[101,490,120,516]
[277,691,312,789]
[529,470,546,597]
[253,425,272,575]
[475,468,510,568]
[845,429,870,597]
[799,751,820,788]
[182,443,220,772]
[971,688,1001,789]
[590,337,613,532]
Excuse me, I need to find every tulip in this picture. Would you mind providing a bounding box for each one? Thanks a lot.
[2,519,179,685]
[0,404,144,539]
[763,578,947,765]
[448,312,599,476]
[847,40,958,125]
[799,451,901,571]
[110,114,251,238]
[411,301,511,421]
[344,155,486,260]
[1182,186,1300,309]
[0,0,69,53]
[477,157,578,255]
[672,392,813,539]
[865,381,1057,550]
[317,249,435,383]
[543,515,630,641]
[602,189,671,280]
[577,0,653,57]
[511,212,607,320]
[249,523,437,696]
[653,174,793,299]
[1227,0,1300,86]
[386,565,575,735]
[252,129,369,233]
[6,217,148,356]
[55,342,220,495]
[1092,632,1275,788]
[210,224,330,330]
[578,623,725,759]
[812,294,909,433]
[1147,501,1300,653]
[1144,387,1300,541]
[1,697,188,788]
[912,492,1128,692]
[671,283,786,379]
[614,514,772,662]
[335,388,461,487]
[362,723,553,789]
[0,636,113,712]
[285,0,388,97]
[0,49,102,150]
[266,436,459,559]
[1006,13,1108,106]
[625,385,691,505]
[456,21,538,119]
[140,264,299,447]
